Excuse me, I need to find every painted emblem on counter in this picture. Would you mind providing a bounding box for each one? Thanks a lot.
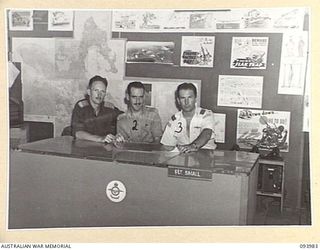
[106,180,126,202]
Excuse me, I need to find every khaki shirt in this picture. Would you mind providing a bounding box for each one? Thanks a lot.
[117,107,163,143]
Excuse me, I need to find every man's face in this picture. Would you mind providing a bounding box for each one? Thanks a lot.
[128,87,145,112]
[177,89,196,113]
[88,81,107,106]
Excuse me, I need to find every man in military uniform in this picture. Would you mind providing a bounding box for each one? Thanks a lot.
[71,75,123,143]
[161,82,216,153]
[117,81,163,143]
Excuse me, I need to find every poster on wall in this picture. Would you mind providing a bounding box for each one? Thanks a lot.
[218,75,263,108]
[180,36,215,67]
[162,12,189,30]
[278,31,308,95]
[230,37,269,69]
[126,41,174,64]
[272,8,306,30]
[236,109,290,152]
[213,113,226,143]
[189,12,214,29]
[48,10,74,31]
[9,10,33,31]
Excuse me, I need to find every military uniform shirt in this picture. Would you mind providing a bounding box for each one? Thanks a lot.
[160,107,216,150]
[117,107,163,143]
[71,98,122,137]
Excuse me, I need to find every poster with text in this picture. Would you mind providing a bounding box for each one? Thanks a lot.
[278,31,308,95]
[126,41,174,64]
[237,109,290,152]
[231,37,269,69]
[218,75,263,108]
[180,36,215,67]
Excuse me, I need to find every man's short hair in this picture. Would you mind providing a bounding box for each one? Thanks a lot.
[177,82,197,97]
[127,81,145,95]
[88,75,108,89]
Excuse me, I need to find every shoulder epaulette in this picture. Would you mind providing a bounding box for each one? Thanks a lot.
[200,109,206,115]
[77,99,89,108]
[146,106,156,112]
[117,113,126,121]
[171,115,176,121]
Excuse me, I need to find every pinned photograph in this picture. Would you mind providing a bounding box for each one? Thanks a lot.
[9,10,33,31]
[48,10,74,31]
[126,41,174,64]
[181,36,215,67]
[189,12,213,29]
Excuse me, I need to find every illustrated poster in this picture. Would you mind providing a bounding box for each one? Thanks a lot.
[237,109,290,152]
[218,75,263,108]
[180,36,215,67]
[231,37,269,69]
[48,10,74,31]
[278,31,308,95]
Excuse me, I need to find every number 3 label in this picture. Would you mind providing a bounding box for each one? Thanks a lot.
[175,122,183,133]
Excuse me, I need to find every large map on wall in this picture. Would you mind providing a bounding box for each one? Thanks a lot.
[12,10,126,136]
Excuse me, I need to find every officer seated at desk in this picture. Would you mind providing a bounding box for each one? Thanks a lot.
[161,82,216,153]
[71,75,124,143]
[116,81,163,143]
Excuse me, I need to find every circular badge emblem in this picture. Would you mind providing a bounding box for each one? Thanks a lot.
[106,180,126,202]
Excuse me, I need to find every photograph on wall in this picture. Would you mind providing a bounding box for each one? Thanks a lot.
[278,31,308,95]
[213,113,226,143]
[9,10,33,31]
[230,37,269,69]
[126,41,174,64]
[48,10,74,31]
[237,109,290,152]
[217,75,263,108]
[213,9,243,30]
[180,36,215,67]
[189,12,213,29]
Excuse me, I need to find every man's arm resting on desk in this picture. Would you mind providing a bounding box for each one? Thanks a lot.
[75,131,116,143]
[178,129,213,153]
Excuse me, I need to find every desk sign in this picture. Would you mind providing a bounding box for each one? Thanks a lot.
[168,166,212,181]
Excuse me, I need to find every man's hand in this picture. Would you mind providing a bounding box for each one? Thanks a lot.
[115,133,125,143]
[177,143,198,153]
[104,134,116,143]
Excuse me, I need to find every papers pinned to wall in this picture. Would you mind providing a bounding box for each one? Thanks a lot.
[278,31,308,95]
[218,75,263,108]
